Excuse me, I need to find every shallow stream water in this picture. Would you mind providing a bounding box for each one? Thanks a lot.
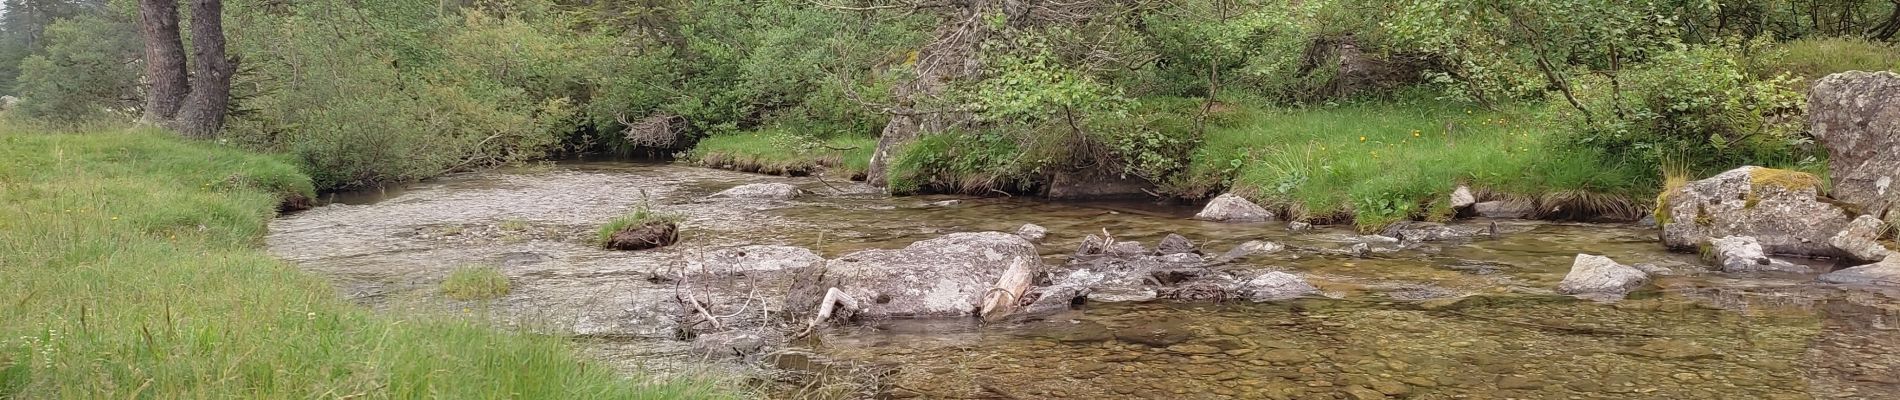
[268,161,1900,399]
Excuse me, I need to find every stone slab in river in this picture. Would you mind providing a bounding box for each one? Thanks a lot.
[815,231,1041,318]
[1658,166,1852,257]
[1809,71,1900,220]
[1820,257,1900,287]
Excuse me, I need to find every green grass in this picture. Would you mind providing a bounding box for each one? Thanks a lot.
[0,126,731,398]
[595,207,684,246]
[1765,37,1900,83]
[441,266,512,301]
[688,130,875,178]
[1171,102,1650,231]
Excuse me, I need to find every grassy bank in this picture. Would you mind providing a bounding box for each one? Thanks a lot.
[0,128,727,398]
[1170,102,1652,230]
[687,130,875,179]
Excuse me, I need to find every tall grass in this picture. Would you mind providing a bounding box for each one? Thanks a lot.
[1765,37,1900,83]
[688,130,874,178]
[0,127,731,398]
[1172,102,1651,230]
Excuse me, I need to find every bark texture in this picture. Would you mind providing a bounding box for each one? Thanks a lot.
[171,0,234,138]
[138,0,188,123]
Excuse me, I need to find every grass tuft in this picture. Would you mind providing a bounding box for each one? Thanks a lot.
[596,207,685,246]
[1174,102,1651,231]
[688,130,874,178]
[441,265,512,301]
[0,126,732,398]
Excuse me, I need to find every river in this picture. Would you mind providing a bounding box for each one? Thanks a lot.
[267,161,1900,399]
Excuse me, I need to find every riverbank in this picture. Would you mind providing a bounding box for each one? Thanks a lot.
[0,128,728,398]
[687,130,874,180]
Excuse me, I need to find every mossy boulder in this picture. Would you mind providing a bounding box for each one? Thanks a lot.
[1658,166,1852,257]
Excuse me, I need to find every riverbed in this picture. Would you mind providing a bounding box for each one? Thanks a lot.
[268,161,1900,399]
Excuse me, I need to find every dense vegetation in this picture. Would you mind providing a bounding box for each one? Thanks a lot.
[2,0,1897,223]
[0,125,730,397]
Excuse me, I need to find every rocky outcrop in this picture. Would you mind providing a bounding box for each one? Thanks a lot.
[1809,71,1900,219]
[1658,167,1853,257]
[801,231,1040,318]
[1240,271,1320,301]
[1820,258,1900,287]
[710,183,800,200]
[1556,254,1650,297]
[1193,193,1274,222]
[1708,236,1807,273]
[1831,215,1892,262]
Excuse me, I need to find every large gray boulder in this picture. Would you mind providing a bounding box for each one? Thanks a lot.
[1658,166,1853,257]
[1556,254,1650,297]
[806,232,1040,318]
[710,183,800,200]
[1809,71,1900,219]
[1707,236,1807,273]
[1193,193,1274,222]
[1830,215,1892,262]
[1820,258,1900,287]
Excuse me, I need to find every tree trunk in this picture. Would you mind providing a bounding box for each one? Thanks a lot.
[138,0,189,123]
[172,0,233,138]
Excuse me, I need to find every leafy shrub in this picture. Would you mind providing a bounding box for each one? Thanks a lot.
[1560,42,1813,176]
[13,15,140,125]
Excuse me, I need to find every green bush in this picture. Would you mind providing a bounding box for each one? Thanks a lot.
[12,15,141,125]
[1560,42,1814,177]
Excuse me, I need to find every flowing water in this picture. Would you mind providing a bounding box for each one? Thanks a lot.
[268,161,1900,399]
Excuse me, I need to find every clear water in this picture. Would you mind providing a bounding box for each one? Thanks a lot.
[273,161,1900,399]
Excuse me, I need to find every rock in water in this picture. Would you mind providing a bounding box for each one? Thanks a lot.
[1809,71,1900,219]
[604,222,678,251]
[1240,271,1319,302]
[686,245,823,275]
[1156,233,1196,255]
[1450,186,1477,209]
[1075,234,1109,257]
[1658,167,1852,257]
[1707,236,1807,273]
[711,183,800,200]
[1288,221,1313,231]
[805,232,1041,318]
[1015,223,1049,243]
[1193,193,1274,222]
[1556,254,1650,297]
[1820,257,1900,287]
[1473,201,1533,219]
[1209,240,1284,264]
[1830,215,1892,262]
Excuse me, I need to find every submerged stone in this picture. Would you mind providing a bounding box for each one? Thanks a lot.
[1556,254,1650,297]
[1708,236,1807,273]
[711,182,800,200]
